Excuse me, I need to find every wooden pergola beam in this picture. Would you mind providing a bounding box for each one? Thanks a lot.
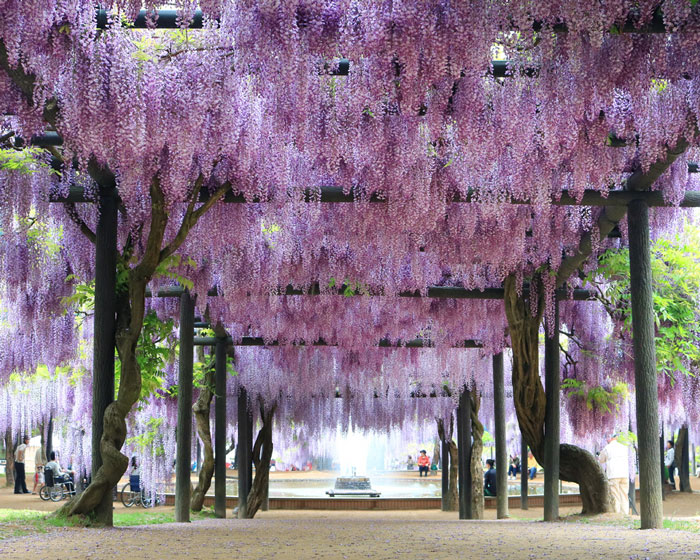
[49,183,700,206]
[94,8,675,34]
[147,285,596,301]
[192,336,486,348]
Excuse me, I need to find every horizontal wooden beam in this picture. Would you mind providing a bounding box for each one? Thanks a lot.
[147,284,595,300]
[94,8,673,34]
[193,336,484,348]
[97,9,204,29]
[50,183,700,207]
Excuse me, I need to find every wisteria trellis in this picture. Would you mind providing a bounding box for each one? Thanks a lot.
[1,0,700,522]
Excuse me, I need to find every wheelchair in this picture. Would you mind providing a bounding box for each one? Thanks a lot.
[120,475,158,508]
[39,469,76,502]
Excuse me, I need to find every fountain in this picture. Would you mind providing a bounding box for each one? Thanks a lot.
[326,468,381,498]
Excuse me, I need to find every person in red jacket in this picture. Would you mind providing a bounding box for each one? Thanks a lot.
[417,449,430,477]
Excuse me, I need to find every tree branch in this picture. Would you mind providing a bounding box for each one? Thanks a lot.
[159,179,231,263]
[556,131,694,287]
[64,203,96,243]
[0,40,59,127]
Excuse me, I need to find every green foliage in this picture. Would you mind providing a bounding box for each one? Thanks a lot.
[588,225,700,384]
[153,254,195,291]
[126,417,164,454]
[0,147,58,176]
[561,379,629,414]
[116,310,175,401]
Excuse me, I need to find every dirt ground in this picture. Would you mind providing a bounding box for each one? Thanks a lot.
[1,509,700,560]
[1,473,699,559]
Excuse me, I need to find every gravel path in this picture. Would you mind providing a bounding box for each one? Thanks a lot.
[2,510,700,560]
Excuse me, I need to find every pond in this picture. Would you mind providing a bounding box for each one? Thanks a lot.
[212,475,578,498]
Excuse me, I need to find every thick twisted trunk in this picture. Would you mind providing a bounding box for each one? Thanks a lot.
[190,359,215,512]
[190,325,235,512]
[64,279,146,518]
[469,389,484,519]
[242,402,277,519]
[560,443,611,513]
[437,418,458,511]
[504,275,611,514]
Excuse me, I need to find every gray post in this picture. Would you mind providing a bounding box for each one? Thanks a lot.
[175,291,195,522]
[214,338,227,518]
[521,434,528,510]
[680,426,691,492]
[262,440,270,512]
[492,352,508,519]
[628,199,663,529]
[92,185,118,525]
[441,438,450,511]
[660,431,666,500]
[544,300,560,521]
[237,387,252,518]
[45,417,53,466]
[628,419,639,515]
[693,443,697,479]
[457,387,472,519]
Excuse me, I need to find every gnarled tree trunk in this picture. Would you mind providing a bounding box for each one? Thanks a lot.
[504,275,611,514]
[190,324,235,512]
[64,275,147,518]
[60,178,229,524]
[190,355,215,512]
[437,417,458,511]
[242,401,277,518]
[469,388,484,519]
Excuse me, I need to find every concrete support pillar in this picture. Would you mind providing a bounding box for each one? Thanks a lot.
[214,338,227,518]
[544,300,560,521]
[520,435,528,510]
[457,387,472,519]
[492,352,508,519]
[92,185,118,525]
[175,291,194,522]
[237,387,253,518]
[628,199,663,529]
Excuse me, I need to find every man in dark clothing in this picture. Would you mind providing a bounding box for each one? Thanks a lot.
[14,436,30,494]
[484,459,497,497]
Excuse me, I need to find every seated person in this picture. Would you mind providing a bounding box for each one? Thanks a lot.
[528,452,540,480]
[45,451,74,493]
[417,450,430,477]
[130,456,141,492]
[484,459,497,496]
[508,455,520,479]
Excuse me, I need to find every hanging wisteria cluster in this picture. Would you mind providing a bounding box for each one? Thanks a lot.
[2,0,700,493]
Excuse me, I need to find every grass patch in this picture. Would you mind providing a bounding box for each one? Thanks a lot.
[113,508,216,526]
[0,505,218,537]
[562,513,700,533]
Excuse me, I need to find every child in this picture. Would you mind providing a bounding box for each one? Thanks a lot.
[32,465,45,495]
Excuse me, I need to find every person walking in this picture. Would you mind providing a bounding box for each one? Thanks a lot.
[598,432,630,514]
[665,440,676,490]
[14,436,30,494]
